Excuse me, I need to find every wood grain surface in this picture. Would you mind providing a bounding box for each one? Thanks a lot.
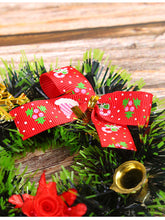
[0,2,164,183]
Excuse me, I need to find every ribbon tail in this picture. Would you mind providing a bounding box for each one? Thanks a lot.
[92,111,137,151]
[10,95,88,140]
[97,91,153,126]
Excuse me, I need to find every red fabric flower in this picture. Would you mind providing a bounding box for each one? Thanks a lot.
[8,172,87,217]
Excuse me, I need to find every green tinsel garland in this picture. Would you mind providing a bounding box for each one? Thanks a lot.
[0,49,164,216]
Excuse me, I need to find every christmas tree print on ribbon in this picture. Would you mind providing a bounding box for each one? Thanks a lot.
[53,68,68,78]
[133,98,141,108]
[25,105,47,124]
[123,98,141,119]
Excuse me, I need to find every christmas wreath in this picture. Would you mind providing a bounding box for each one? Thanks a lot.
[0,49,165,216]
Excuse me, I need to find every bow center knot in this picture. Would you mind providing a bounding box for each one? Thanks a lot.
[71,95,99,123]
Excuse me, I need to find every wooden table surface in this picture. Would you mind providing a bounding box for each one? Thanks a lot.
[0,2,165,182]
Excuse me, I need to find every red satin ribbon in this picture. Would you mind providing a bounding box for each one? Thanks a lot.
[10,66,153,151]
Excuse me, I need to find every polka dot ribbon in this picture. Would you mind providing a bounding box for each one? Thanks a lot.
[10,66,153,151]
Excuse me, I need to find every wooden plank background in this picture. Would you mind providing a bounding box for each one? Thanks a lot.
[0,2,165,183]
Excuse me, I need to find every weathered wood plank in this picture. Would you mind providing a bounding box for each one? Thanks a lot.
[0,3,165,35]
[0,21,165,46]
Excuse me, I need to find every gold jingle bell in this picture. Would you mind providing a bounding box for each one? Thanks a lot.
[110,160,149,203]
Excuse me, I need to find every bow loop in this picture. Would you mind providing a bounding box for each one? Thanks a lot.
[39,66,95,99]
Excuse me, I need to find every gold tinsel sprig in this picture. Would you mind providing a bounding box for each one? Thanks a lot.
[0,83,30,123]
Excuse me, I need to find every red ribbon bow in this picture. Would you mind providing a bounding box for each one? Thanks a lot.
[10,66,153,151]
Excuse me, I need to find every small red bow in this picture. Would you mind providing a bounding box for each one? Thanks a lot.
[10,66,153,151]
